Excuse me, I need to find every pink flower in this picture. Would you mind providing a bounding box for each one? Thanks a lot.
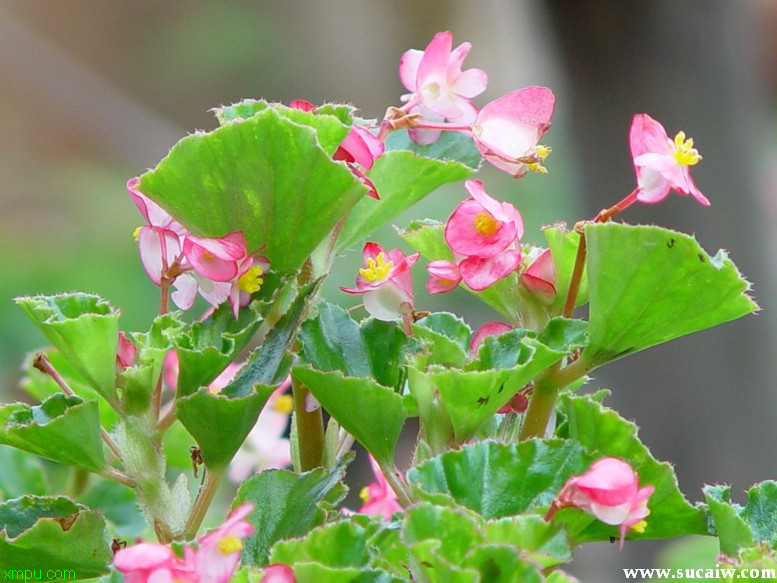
[469,321,513,356]
[546,457,654,549]
[116,331,136,371]
[358,456,402,520]
[188,503,254,583]
[399,31,487,145]
[341,242,419,321]
[520,248,556,303]
[261,564,297,583]
[334,125,385,199]
[229,382,293,482]
[471,87,555,177]
[425,260,462,294]
[114,542,193,583]
[444,180,523,291]
[629,113,709,206]
[128,178,187,286]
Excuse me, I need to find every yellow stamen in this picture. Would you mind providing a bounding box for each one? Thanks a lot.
[202,251,214,260]
[673,131,702,166]
[132,227,143,241]
[217,535,243,555]
[238,265,264,294]
[473,212,500,236]
[528,144,552,174]
[359,486,370,503]
[358,252,393,282]
[274,394,293,415]
[630,520,648,534]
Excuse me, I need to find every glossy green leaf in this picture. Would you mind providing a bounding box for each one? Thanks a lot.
[0,395,105,472]
[740,481,777,548]
[286,564,403,583]
[461,545,542,583]
[484,515,571,568]
[174,301,263,396]
[704,485,756,555]
[384,129,482,169]
[176,386,274,471]
[0,496,112,577]
[292,367,406,465]
[407,439,588,519]
[412,312,471,368]
[0,445,46,500]
[15,294,120,406]
[139,107,365,274]
[556,394,707,542]
[270,520,373,568]
[583,223,758,367]
[235,455,350,566]
[402,503,484,564]
[336,150,474,253]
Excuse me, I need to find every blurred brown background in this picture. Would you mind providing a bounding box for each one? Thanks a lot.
[2,1,777,579]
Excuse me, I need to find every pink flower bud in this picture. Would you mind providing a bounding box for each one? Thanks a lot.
[521,248,556,303]
[262,564,297,583]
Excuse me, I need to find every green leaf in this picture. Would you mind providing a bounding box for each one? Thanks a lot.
[174,301,263,396]
[740,481,777,548]
[298,302,418,391]
[235,455,350,566]
[407,439,588,519]
[0,496,112,577]
[412,313,472,368]
[484,515,571,568]
[402,503,484,564]
[0,445,46,500]
[583,223,758,367]
[292,368,406,465]
[336,150,474,253]
[176,386,274,471]
[270,520,373,568]
[461,545,542,583]
[704,485,756,555]
[16,294,120,406]
[139,107,365,274]
[81,480,146,538]
[384,129,482,169]
[557,393,707,542]
[0,395,105,472]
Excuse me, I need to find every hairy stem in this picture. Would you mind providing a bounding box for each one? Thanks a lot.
[184,468,224,540]
[292,377,325,471]
[377,460,414,509]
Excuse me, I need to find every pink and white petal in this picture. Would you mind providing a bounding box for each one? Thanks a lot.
[459,250,522,291]
[589,499,634,526]
[635,168,671,204]
[289,99,316,111]
[453,67,488,98]
[114,543,175,573]
[197,278,232,308]
[448,41,472,75]
[469,321,513,355]
[477,86,555,134]
[138,227,181,286]
[629,113,672,159]
[261,564,297,583]
[399,49,424,92]
[362,284,410,321]
[416,31,453,90]
[685,171,711,206]
[171,274,199,311]
[464,180,503,218]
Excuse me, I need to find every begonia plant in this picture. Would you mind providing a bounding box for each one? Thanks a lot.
[5,30,775,582]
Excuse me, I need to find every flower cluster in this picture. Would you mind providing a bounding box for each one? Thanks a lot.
[546,458,654,548]
[128,178,267,318]
[114,504,254,582]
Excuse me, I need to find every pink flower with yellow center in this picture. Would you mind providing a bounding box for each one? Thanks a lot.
[520,247,557,304]
[341,242,419,321]
[471,86,555,177]
[187,503,254,583]
[629,113,709,206]
[546,457,654,549]
[425,260,462,294]
[358,455,402,520]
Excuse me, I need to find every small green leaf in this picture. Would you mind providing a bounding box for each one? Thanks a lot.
[0,496,112,577]
[0,395,105,472]
[412,313,472,368]
[16,294,121,406]
[174,301,263,396]
[583,223,758,367]
[336,151,474,253]
[292,368,406,465]
[740,481,777,548]
[270,520,372,568]
[407,439,588,519]
[704,485,756,555]
[236,455,350,566]
[298,302,371,378]
[139,108,365,275]
[557,393,707,542]
[402,503,484,565]
[484,515,571,568]
[384,129,482,169]
[461,545,543,583]
[176,386,275,471]
[0,445,46,500]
